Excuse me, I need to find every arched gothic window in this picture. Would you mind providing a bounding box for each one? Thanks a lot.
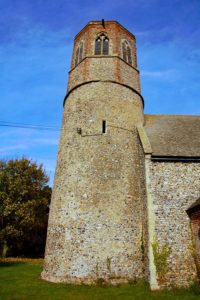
[95,34,109,55]
[122,41,132,65]
[75,42,84,66]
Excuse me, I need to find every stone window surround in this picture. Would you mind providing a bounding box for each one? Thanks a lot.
[75,41,84,67]
[95,33,109,55]
[122,39,132,65]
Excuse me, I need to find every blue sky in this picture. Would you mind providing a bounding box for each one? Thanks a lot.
[1,0,200,185]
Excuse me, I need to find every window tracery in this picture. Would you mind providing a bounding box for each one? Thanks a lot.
[75,41,84,66]
[95,34,109,55]
[122,40,132,65]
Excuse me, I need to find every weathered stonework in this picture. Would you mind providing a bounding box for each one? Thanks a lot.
[42,20,200,290]
[42,83,147,283]
[67,56,141,95]
[147,161,200,287]
[70,21,138,70]
[42,21,147,285]
[187,207,200,279]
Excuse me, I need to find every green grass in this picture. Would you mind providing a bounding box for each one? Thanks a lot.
[0,260,200,300]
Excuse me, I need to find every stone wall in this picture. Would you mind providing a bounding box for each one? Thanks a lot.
[67,56,141,94]
[42,81,147,284]
[148,161,200,287]
[188,209,200,279]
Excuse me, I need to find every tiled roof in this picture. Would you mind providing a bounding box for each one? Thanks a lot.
[144,114,200,158]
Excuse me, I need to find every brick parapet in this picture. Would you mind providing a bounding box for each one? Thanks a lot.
[74,21,136,41]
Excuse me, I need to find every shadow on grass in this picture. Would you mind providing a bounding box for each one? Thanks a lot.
[0,262,26,267]
[0,258,44,267]
[0,260,200,300]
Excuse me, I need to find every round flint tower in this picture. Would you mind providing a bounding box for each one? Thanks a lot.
[42,20,146,284]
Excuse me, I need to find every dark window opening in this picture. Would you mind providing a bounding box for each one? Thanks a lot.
[122,42,126,61]
[127,46,132,65]
[198,228,200,240]
[103,38,109,55]
[95,35,109,55]
[75,42,84,66]
[79,42,83,61]
[102,120,106,133]
[75,47,79,66]
[122,41,132,65]
[95,38,101,55]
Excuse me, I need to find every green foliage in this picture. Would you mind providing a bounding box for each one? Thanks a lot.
[0,158,51,257]
[188,243,196,260]
[95,277,107,287]
[106,257,111,274]
[188,222,196,259]
[188,222,200,279]
[141,227,145,257]
[152,239,171,285]
[95,261,99,277]
[0,260,200,300]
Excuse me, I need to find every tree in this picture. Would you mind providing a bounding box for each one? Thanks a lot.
[0,158,51,257]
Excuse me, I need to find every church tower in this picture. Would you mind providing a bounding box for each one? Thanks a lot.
[42,20,147,284]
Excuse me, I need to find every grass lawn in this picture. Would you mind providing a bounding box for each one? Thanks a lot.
[0,259,200,300]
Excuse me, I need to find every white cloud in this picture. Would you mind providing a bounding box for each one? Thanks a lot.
[30,137,59,146]
[141,69,178,79]
[0,144,28,154]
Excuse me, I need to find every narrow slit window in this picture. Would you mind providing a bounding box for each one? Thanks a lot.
[75,42,84,66]
[102,120,106,133]
[103,37,109,55]
[127,46,132,65]
[79,42,83,61]
[75,47,79,66]
[122,42,126,61]
[95,38,101,55]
